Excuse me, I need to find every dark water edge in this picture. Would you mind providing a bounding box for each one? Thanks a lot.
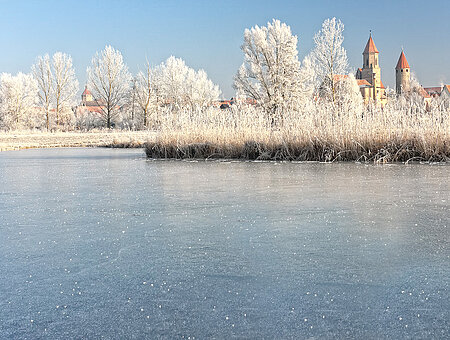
[0,148,448,339]
[145,140,450,163]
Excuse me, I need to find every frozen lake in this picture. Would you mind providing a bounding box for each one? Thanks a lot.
[0,148,448,339]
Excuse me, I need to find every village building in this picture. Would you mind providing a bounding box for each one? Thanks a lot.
[355,34,387,105]
[423,86,443,98]
[77,86,105,114]
[442,85,450,99]
[423,85,450,108]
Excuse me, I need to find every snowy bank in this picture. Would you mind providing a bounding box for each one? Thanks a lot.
[0,131,155,151]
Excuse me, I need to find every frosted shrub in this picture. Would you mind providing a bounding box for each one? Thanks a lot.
[74,109,104,131]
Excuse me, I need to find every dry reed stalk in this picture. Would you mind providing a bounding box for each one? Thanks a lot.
[145,106,449,162]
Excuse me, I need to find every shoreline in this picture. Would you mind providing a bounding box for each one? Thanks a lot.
[1,131,448,163]
[145,138,450,163]
[0,131,154,152]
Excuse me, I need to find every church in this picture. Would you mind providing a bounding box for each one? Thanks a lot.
[355,34,387,105]
[74,85,106,116]
[355,34,433,106]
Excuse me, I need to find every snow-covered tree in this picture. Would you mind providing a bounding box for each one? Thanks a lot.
[32,54,52,130]
[153,56,220,112]
[234,19,302,122]
[153,56,187,111]
[335,74,363,113]
[52,52,79,126]
[135,62,155,128]
[186,69,221,110]
[87,45,132,128]
[298,55,316,101]
[0,73,39,130]
[392,73,431,115]
[32,52,79,129]
[309,18,348,103]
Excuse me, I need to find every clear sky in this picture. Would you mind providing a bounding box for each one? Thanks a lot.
[0,0,448,98]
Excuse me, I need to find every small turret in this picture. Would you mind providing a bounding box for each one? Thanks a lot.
[81,85,93,104]
[395,50,410,94]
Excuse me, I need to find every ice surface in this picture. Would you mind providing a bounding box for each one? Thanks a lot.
[0,148,449,338]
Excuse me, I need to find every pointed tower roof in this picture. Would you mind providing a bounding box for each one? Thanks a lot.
[82,85,92,96]
[363,34,379,54]
[396,50,410,69]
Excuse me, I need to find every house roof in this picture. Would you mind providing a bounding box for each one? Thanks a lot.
[396,51,410,69]
[363,35,379,54]
[357,79,371,86]
[333,75,383,89]
[445,85,450,93]
[418,87,431,98]
[423,86,443,94]
[333,74,349,81]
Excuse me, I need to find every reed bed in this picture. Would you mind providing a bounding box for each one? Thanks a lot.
[145,105,449,163]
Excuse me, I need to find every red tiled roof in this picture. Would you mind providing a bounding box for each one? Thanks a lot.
[445,85,450,93]
[357,79,371,86]
[396,51,410,69]
[417,87,431,98]
[363,35,379,54]
[82,86,92,96]
[380,81,386,89]
[423,86,443,95]
[333,74,349,81]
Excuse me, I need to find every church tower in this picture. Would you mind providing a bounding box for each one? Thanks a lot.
[81,85,94,104]
[395,50,410,94]
[356,33,385,103]
[361,33,381,81]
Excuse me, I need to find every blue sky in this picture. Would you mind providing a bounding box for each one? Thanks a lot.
[0,0,448,98]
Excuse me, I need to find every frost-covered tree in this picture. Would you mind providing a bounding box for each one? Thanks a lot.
[298,55,316,101]
[392,73,431,115]
[87,45,132,128]
[52,52,79,126]
[153,56,186,111]
[336,74,363,113]
[32,52,79,129]
[234,19,302,122]
[309,18,348,103]
[153,56,220,112]
[185,69,221,110]
[0,73,39,129]
[135,62,155,128]
[32,55,52,130]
